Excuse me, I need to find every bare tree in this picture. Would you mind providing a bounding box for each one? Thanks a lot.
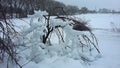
[0,3,22,68]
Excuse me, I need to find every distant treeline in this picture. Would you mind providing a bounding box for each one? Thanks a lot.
[0,0,80,18]
[0,0,120,18]
[79,7,120,14]
[97,8,120,14]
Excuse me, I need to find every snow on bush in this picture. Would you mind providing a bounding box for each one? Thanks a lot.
[17,10,101,64]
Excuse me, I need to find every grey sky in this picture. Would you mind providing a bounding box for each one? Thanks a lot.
[56,0,120,11]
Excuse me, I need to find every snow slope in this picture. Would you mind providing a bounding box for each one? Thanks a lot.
[76,14,120,29]
[1,14,120,68]
[85,30,120,68]
[23,56,84,68]
[83,14,120,68]
[23,14,120,68]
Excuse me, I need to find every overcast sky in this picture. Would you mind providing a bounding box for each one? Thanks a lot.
[56,0,120,11]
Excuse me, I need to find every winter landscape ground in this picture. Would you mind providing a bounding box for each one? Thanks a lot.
[79,14,120,68]
[0,13,120,68]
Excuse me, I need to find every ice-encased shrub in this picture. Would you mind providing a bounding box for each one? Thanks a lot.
[18,10,101,64]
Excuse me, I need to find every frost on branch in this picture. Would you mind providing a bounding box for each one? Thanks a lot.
[19,10,101,64]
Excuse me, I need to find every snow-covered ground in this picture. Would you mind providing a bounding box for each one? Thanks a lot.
[23,30,120,68]
[1,14,120,68]
[78,14,120,29]
[85,30,120,68]
[23,14,120,68]
[81,14,120,68]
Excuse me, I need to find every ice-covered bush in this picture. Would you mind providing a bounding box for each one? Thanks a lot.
[19,10,100,64]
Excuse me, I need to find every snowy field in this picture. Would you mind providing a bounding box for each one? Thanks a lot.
[1,14,120,68]
[79,14,120,68]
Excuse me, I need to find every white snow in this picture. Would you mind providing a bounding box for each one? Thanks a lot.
[85,30,120,68]
[82,14,120,68]
[76,14,120,29]
[1,13,120,68]
[23,56,84,68]
[23,14,120,68]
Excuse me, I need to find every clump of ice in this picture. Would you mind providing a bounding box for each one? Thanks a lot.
[17,10,100,64]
